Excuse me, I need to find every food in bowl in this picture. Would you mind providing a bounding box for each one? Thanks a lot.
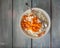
[20,8,50,38]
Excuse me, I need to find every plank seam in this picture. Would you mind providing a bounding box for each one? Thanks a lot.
[12,0,13,48]
[50,0,52,48]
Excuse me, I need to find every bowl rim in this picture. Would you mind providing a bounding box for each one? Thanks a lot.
[19,8,51,39]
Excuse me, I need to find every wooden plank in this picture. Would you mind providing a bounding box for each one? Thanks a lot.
[13,0,31,48]
[52,0,60,48]
[32,0,50,48]
[0,0,12,48]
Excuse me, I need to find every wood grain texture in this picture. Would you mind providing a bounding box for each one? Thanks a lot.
[32,0,50,48]
[0,0,60,48]
[13,0,31,48]
[0,0,12,48]
[52,0,60,48]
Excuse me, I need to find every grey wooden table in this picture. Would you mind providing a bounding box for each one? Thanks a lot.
[0,0,60,48]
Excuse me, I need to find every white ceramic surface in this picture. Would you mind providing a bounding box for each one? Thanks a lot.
[19,8,51,39]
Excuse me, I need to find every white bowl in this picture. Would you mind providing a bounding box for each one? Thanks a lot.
[19,8,51,39]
